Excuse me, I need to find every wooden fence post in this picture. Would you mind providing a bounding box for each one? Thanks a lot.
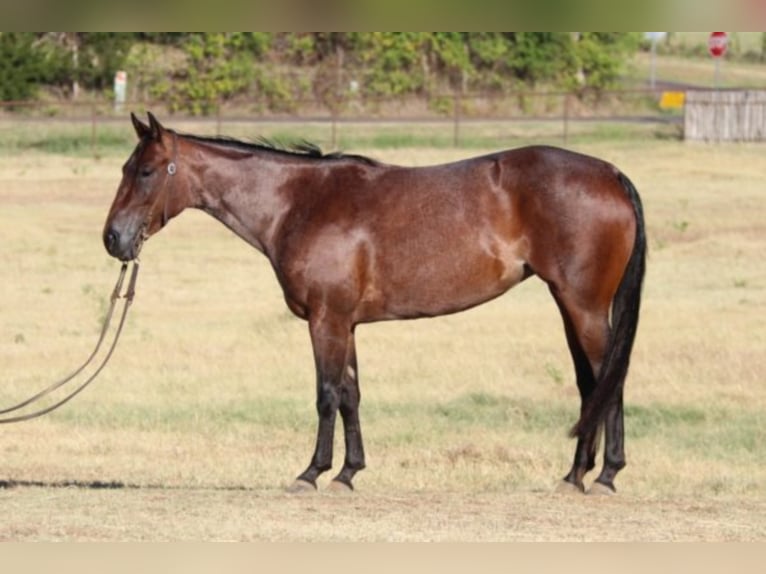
[453,92,461,147]
[91,106,97,158]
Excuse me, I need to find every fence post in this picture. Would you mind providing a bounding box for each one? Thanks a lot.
[453,92,461,147]
[331,105,338,149]
[562,92,570,145]
[91,105,97,159]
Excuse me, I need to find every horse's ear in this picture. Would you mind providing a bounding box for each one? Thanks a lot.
[131,112,151,140]
[147,111,164,140]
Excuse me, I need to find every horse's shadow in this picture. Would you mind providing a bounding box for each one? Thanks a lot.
[0,478,253,491]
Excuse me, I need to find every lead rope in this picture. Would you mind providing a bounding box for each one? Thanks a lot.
[0,261,139,424]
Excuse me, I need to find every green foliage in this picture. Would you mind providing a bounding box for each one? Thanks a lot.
[501,33,573,86]
[572,33,641,91]
[0,33,124,102]
[355,32,430,97]
[151,33,286,116]
[0,33,49,101]
[142,32,642,115]
[3,32,642,113]
[172,33,258,115]
[123,42,174,104]
[78,33,135,91]
[134,32,187,46]
[429,32,472,90]
[32,33,135,96]
[284,33,319,65]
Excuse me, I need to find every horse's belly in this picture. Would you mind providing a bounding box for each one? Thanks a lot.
[368,242,527,320]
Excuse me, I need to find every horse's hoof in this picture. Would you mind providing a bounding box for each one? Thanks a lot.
[587,481,616,496]
[286,479,317,494]
[554,480,585,495]
[327,480,354,494]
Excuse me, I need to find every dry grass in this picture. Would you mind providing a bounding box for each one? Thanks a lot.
[2,486,763,542]
[0,139,765,541]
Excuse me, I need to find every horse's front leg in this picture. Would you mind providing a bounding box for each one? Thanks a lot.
[331,331,366,490]
[288,312,353,492]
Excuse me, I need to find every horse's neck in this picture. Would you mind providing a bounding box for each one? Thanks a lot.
[194,152,301,257]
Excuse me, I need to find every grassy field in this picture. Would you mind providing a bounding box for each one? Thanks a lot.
[0,130,764,540]
[632,51,766,89]
[630,32,766,89]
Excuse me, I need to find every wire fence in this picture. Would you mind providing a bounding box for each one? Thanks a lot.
[0,88,684,157]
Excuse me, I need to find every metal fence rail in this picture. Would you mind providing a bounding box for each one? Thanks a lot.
[0,88,685,155]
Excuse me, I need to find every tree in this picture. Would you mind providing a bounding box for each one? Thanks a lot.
[153,33,273,115]
[0,33,48,101]
[34,33,135,99]
[570,33,641,90]
[503,33,576,86]
[77,33,135,91]
[354,33,430,97]
[0,33,644,110]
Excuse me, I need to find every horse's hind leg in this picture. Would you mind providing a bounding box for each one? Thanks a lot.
[591,393,625,494]
[550,288,610,493]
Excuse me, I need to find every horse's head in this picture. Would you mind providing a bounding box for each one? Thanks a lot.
[103,112,187,261]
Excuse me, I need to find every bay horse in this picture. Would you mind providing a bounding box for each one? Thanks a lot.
[104,112,645,494]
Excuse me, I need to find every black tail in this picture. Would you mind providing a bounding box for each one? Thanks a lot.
[570,172,646,439]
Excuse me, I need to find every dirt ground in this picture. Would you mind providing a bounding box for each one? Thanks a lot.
[0,481,763,541]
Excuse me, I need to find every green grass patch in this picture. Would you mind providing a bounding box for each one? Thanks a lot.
[50,396,313,433]
[354,131,453,149]
[0,123,134,156]
[626,403,708,435]
[49,392,764,467]
[627,403,765,464]
[0,116,684,161]
[432,392,573,432]
[25,131,132,155]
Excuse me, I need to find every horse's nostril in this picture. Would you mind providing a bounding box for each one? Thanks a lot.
[104,228,120,254]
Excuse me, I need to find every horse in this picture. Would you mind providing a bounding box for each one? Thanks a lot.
[103,112,645,494]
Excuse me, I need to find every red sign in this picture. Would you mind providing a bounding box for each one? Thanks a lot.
[708,32,728,58]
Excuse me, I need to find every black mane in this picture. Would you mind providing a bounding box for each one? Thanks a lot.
[177,131,378,165]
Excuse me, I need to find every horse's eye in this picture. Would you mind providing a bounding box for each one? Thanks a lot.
[139,166,153,178]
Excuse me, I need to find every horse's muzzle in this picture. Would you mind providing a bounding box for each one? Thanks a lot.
[103,226,138,261]
[103,227,119,254]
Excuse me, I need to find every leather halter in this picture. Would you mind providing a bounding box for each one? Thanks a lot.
[160,131,179,229]
[137,131,178,257]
